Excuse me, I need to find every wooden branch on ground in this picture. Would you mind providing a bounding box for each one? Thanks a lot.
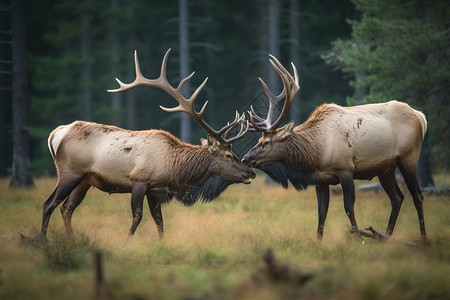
[349,227,417,247]
[2,234,45,244]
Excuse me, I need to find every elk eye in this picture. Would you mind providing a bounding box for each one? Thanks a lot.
[263,140,270,147]
[225,153,233,160]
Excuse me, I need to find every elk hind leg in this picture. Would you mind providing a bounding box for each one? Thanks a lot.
[315,185,330,240]
[40,176,83,237]
[126,181,147,243]
[378,168,405,236]
[60,180,90,235]
[398,160,427,241]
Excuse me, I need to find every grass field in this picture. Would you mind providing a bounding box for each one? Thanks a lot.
[1,175,449,299]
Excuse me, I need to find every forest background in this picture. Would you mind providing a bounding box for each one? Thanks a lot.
[1,0,448,187]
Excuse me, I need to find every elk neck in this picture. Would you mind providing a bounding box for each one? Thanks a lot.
[260,122,325,191]
[166,142,237,205]
[282,125,324,172]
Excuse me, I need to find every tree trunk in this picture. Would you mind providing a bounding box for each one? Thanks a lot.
[417,136,435,188]
[126,4,137,130]
[267,0,280,93]
[10,0,34,188]
[110,0,122,126]
[179,0,191,143]
[80,11,92,121]
[354,71,367,104]
[289,0,300,124]
[0,4,12,176]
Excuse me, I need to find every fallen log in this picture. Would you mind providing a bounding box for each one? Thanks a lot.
[357,183,383,192]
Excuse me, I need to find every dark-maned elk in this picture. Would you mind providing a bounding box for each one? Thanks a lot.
[40,49,255,241]
[242,55,428,241]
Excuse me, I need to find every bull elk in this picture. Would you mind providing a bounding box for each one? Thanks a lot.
[242,55,428,241]
[40,49,255,241]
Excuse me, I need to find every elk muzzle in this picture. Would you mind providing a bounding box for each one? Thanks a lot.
[242,151,258,169]
[242,169,256,184]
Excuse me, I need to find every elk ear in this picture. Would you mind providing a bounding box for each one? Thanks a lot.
[206,134,219,153]
[200,138,207,146]
[276,121,294,140]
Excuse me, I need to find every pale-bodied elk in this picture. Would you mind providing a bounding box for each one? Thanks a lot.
[40,49,255,241]
[242,55,427,241]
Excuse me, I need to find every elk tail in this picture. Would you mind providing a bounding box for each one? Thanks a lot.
[48,124,70,159]
[48,130,57,159]
[417,110,427,140]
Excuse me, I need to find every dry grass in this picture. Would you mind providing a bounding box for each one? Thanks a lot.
[1,175,449,299]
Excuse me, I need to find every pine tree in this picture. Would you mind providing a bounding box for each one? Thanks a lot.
[324,0,450,186]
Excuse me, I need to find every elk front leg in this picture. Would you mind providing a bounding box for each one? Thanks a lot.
[147,191,164,238]
[338,172,359,233]
[126,181,147,243]
[315,185,330,240]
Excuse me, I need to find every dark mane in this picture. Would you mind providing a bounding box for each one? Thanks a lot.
[280,129,323,173]
[166,145,236,206]
[172,176,239,206]
[261,162,312,191]
[257,105,334,188]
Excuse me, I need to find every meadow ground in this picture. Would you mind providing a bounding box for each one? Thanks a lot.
[0,174,449,299]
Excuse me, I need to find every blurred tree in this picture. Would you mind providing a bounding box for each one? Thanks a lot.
[288,0,301,124]
[179,0,191,143]
[80,7,92,121]
[267,0,280,93]
[125,4,137,130]
[0,1,13,177]
[10,0,34,187]
[324,0,450,186]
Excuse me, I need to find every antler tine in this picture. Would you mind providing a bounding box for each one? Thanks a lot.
[248,54,300,132]
[218,111,239,135]
[249,105,265,122]
[266,56,300,131]
[221,112,250,144]
[257,76,286,128]
[109,48,250,145]
[107,49,161,93]
[248,110,267,132]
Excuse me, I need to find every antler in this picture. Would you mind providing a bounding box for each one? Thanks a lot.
[248,55,300,132]
[108,49,249,144]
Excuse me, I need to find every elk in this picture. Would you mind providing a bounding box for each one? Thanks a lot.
[40,49,255,241]
[242,55,428,241]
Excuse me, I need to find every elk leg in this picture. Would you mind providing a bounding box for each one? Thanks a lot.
[378,168,404,236]
[60,180,90,235]
[126,181,147,242]
[315,185,330,240]
[40,177,83,237]
[147,191,164,238]
[397,161,427,241]
[338,172,359,232]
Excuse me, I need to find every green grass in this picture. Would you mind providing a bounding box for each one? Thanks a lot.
[1,175,449,299]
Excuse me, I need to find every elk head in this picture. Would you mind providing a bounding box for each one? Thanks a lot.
[242,55,300,170]
[108,49,255,185]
